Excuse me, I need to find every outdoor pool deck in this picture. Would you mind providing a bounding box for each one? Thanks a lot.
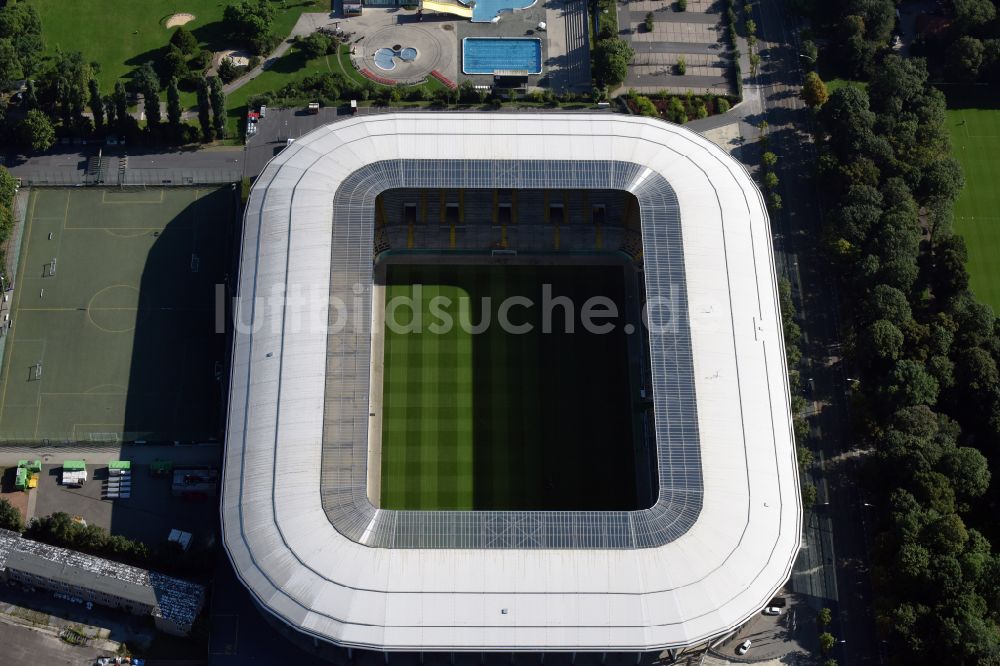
[471,0,537,22]
[462,37,542,75]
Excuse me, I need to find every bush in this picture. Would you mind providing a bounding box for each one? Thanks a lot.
[716,96,731,113]
[667,96,687,123]
[217,57,241,84]
[677,0,687,10]
[189,49,213,72]
[633,95,658,116]
[644,12,654,31]
[676,56,686,75]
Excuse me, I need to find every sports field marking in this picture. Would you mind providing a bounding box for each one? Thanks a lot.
[101,189,166,204]
[0,187,232,441]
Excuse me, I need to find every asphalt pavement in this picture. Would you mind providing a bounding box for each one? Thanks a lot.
[747,0,880,663]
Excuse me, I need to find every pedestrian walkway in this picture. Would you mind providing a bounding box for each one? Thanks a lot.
[545,0,592,92]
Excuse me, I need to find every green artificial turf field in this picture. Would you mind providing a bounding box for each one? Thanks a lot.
[379,262,642,512]
[947,106,1000,311]
[0,187,232,442]
[26,0,327,92]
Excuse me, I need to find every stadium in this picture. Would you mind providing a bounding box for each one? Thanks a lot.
[221,113,801,654]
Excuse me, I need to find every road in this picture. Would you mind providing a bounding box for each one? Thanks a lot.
[748,0,880,663]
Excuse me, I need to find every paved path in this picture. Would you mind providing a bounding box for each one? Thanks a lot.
[0,443,221,467]
[545,0,591,92]
[222,12,335,97]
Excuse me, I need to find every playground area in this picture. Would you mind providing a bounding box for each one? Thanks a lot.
[0,188,233,443]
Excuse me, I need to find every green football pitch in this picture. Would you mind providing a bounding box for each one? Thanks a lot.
[947,106,1000,311]
[379,262,643,511]
[0,187,232,442]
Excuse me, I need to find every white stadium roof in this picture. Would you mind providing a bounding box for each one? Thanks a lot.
[222,113,801,652]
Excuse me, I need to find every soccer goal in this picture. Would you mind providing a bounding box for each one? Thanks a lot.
[30,362,42,381]
[42,258,57,278]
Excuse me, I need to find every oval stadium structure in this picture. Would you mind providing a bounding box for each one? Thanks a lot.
[222,113,802,653]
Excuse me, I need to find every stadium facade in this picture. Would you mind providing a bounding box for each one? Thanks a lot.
[222,113,801,652]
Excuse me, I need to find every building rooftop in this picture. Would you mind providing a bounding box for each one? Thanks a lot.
[0,529,203,631]
[223,113,801,652]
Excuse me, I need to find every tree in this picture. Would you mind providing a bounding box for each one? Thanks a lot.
[38,51,92,124]
[88,78,104,132]
[801,39,819,70]
[167,77,183,138]
[801,481,817,507]
[801,71,829,107]
[941,447,990,503]
[592,38,634,88]
[158,45,189,83]
[0,37,23,90]
[0,1,43,75]
[953,0,996,31]
[196,78,213,141]
[762,151,777,168]
[170,26,199,55]
[144,87,161,127]
[217,57,240,84]
[864,284,911,324]
[113,81,128,128]
[209,76,227,139]
[947,37,985,82]
[103,95,116,128]
[818,607,832,628]
[0,498,23,532]
[676,56,686,75]
[223,0,278,54]
[298,32,333,59]
[819,632,836,654]
[887,360,940,408]
[677,0,687,10]
[23,77,37,109]
[132,61,160,96]
[644,12,654,32]
[17,109,55,152]
[861,319,904,361]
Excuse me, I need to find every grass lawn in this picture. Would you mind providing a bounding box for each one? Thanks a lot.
[379,262,640,511]
[0,188,233,441]
[26,0,328,92]
[825,78,867,94]
[946,105,1000,311]
[225,49,335,135]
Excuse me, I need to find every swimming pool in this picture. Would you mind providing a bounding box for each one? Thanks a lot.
[462,38,542,75]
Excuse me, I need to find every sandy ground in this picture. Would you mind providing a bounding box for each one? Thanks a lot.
[165,13,195,28]
[216,49,253,68]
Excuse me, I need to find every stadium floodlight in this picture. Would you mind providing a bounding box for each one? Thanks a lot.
[222,113,801,653]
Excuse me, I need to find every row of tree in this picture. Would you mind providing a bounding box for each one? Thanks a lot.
[814,54,1000,662]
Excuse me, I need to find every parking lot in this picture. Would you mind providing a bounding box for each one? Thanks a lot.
[33,463,216,549]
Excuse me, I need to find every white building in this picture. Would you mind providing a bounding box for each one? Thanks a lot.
[222,113,801,653]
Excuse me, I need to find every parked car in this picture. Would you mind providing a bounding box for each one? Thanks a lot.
[763,606,782,615]
[736,639,752,655]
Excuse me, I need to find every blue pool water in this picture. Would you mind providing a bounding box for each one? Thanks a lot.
[471,0,536,21]
[462,38,542,75]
